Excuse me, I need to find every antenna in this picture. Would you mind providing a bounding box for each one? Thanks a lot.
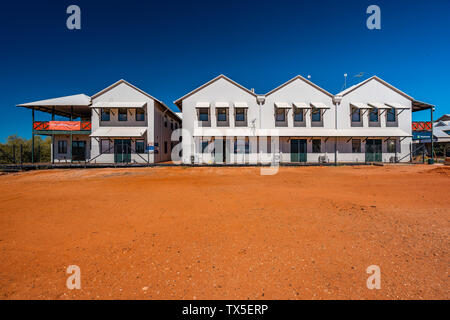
[343,73,348,90]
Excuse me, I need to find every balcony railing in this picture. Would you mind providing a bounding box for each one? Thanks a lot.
[33,121,91,131]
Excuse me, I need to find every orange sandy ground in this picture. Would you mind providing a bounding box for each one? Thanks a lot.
[0,165,448,300]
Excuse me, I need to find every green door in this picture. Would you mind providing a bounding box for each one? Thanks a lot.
[214,139,226,164]
[290,139,307,162]
[72,141,86,161]
[365,139,382,162]
[114,139,131,163]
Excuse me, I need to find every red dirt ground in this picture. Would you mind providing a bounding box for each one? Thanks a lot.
[0,165,448,300]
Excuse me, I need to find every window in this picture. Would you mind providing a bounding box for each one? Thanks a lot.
[369,108,379,122]
[275,109,285,122]
[170,122,173,130]
[135,139,145,153]
[352,139,361,153]
[201,141,209,154]
[235,108,245,122]
[100,139,111,154]
[118,108,127,121]
[311,109,321,122]
[175,123,178,129]
[199,109,209,121]
[387,139,396,153]
[136,108,145,121]
[387,108,396,122]
[164,117,168,127]
[101,108,110,121]
[351,108,361,122]
[217,109,227,121]
[58,140,67,154]
[312,139,321,153]
[294,110,303,122]
[234,139,249,154]
[164,141,168,154]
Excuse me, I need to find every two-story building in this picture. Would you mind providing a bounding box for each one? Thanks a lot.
[174,74,433,164]
[17,80,181,164]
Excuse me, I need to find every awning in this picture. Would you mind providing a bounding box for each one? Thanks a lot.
[310,102,330,109]
[215,102,229,108]
[92,102,146,109]
[234,102,248,108]
[293,102,310,109]
[368,102,390,109]
[90,127,147,137]
[274,102,291,109]
[193,128,411,137]
[196,102,210,108]
[350,102,372,109]
[385,102,409,109]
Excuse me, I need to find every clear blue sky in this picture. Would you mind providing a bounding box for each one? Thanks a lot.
[1,0,449,141]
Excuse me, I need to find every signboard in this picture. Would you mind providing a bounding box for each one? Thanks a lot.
[146,145,155,152]
[413,131,432,141]
[48,121,81,130]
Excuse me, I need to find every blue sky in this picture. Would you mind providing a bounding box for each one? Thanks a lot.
[0,0,449,141]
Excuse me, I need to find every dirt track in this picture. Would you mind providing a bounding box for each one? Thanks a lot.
[0,165,448,300]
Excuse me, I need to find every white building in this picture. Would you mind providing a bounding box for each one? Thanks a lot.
[174,75,433,164]
[17,80,181,164]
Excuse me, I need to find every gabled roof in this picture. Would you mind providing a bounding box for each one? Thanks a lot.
[265,75,333,98]
[17,94,91,107]
[336,76,414,100]
[174,75,257,109]
[92,79,180,121]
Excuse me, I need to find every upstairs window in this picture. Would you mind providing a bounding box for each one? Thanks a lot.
[352,139,361,153]
[387,108,396,122]
[369,108,379,122]
[101,108,110,121]
[235,108,246,122]
[311,109,321,122]
[198,108,209,121]
[275,109,285,122]
[136,108,145,121]
[294,109,303,122]
[217,108,227,121]
[312,139,321,153]
[351,108,361,122]
[118,108,127,121]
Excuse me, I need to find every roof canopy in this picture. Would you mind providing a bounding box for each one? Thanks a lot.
[92,102,147,109]
[17,94,91,118]
[412,100,435,112]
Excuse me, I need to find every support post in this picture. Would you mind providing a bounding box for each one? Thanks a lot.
[31,108,35,164]
[430,107,434,164]
[51,134,54,164]
[334,137,337,165]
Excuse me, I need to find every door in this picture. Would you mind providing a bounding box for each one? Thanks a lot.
[71,141,86,161]
[214,139,226,164]
[365,139,382,162]
[290,139,307,162]
[114,139,131,163]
